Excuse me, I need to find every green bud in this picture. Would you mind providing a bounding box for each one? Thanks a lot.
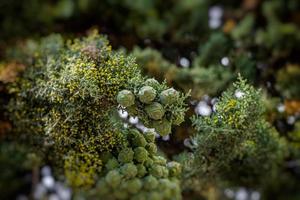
[143,175,158,190]
[138,86,156,104]
[136,164,147,177]
[144,158,154,168]
[159,179,172,198]
[118,148,134,163]
[131,193,146,200]
[149,164,164,178]
[126,105,138,115]
[126,178,142,194]
[145,78,159,87]
[105,170,122,188]
[153,156,167,165]
[134,147,149,163]
[144,129,156,143]
[120,163,138,179]
[162,166,169,177]
[105,157,119,170]
[130,129,147,147]
[117,90,135,107]
[152,118,172,136]
[167,161,182,177]
[145,102,165,120]
[146,143,157,155]
[159,88,179,105]
[148,192,163,200]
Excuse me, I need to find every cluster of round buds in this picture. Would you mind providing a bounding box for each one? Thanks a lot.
[117,78,186,136]
[90,128,182,200]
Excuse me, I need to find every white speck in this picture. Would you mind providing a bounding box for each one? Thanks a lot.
[277,104,285,113]
[49,194,60,200]
[123,123,129,128]
[209,19,221,29]
[250,191,260,200]
[287,116,296,125]
[212,103,218,112]
[224,189,235,198]
[195,101,212,116]
[236,188,248,200]
[136,123,147,132]
[221,57,230,66]
[211,97,218,105]
[235,90,245,98]
[118,109,128,119]
[42,175,55,189]
[179,57,190,68]
[162,135,170,141]
[34,183,46,199]
[55,183,72,200]
[129,116,139,124]
[209,6,223,19]
[41,166,51,177]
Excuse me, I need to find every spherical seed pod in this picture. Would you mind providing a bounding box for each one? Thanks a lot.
[105,157,119,170]
[144,158,154,168]
[144,129,156,143]
[143,175,158,190]
[118,148,134,163]
[153,156,167,165]
[105,170,122,188]
[159,88,179,105]
[149,164,164,178]
[134,147,149,163]
[152,118,172,136]
[167,161,182,177]
[145,78,160,87]
[159,179,172,198]
[145,102,165,120]
[146,143,157,155]
[136,164,147,177]
[148,192,162,200]
[117,90,135,107]
[125,178,142,194]
[120,163,138,179]
[138,86,157,104]
[130,129,147,147]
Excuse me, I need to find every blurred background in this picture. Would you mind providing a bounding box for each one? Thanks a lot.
[0,0,300,199]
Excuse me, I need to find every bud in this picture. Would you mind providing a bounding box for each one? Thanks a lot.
[143,175,158,190]
[117,90,135,107]
[130,129,147,147]
[159,88,179,105]
[153,156,167,165]
[105,170,121,188]
[118,148,134,163]
[145,78,159,87]
[167,161,182,177]
[149,164,164,178]
[105,157,119,170]
[145,102,165,120]
[144,129,156,143]
[152,118,172,136]
[136,164,147,177]
[138,86,156,104]
[125,178,142,194]
[134,147,149,163]
[146,143,157,155]
[120,163,138,178]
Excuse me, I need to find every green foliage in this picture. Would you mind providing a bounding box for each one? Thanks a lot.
[185,76,287,189]
[8,31,141,187]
